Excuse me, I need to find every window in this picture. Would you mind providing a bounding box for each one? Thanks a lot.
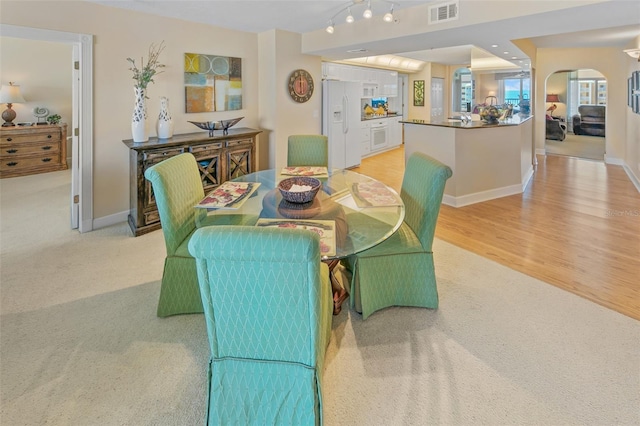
[567,71,607,118]
[500,78,530,108]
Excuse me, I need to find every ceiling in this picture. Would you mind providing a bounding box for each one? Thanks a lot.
[87,0,640,70]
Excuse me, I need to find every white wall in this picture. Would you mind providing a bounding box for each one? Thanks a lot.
[623,36,640,189]
[258,30,322,171]
[0,37,73,160]
[1,0,261,220]
[0,37,72,126]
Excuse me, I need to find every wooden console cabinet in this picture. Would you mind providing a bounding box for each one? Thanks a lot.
[0,123,68,178]
[123,127,261,236]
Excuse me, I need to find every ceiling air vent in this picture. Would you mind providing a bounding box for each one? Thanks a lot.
[429,1,459,24]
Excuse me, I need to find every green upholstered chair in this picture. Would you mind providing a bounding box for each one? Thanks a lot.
[188,226,332,425]
[143,153,204,317]
[346,152,453,319]
[144,153,255,317]
[287,134,329,167]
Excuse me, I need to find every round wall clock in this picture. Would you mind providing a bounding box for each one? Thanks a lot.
[288,69,314,103]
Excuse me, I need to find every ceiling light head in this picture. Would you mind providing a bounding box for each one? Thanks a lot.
[363,1,372,19]
[346,8,354,23]
[326,22,335,34]
[383,5,394,22]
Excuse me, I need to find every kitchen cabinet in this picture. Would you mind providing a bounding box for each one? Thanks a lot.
[379,71,398,97]
[360,121,371,157]
[322,62,398,98]
[122,127,261,236]
[389,116,403,147]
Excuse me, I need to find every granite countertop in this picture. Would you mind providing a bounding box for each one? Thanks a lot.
[401,114,532,129]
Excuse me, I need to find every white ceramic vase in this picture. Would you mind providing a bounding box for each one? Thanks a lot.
[131,87,148,142]
[156,96,174,139]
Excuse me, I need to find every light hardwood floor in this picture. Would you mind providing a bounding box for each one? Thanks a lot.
[353,146,640,321]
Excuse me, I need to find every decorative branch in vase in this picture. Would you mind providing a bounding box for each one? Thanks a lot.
[127,41,166,142]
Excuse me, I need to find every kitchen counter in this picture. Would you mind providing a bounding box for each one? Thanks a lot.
[401,114,531,128]
[402,116,534,207]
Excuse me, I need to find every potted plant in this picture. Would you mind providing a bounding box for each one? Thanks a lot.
[47,114,61,125]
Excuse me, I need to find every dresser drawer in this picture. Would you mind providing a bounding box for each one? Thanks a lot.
[190,142,223,153]
[2,141,60,157]
[143,147,185,162]
[0,153,61,171]
[225,138,252,147]
[1,130,61,144]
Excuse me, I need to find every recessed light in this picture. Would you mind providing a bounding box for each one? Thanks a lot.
[512,56,517,59]
[503,51,509,55]
[491,44,498,48]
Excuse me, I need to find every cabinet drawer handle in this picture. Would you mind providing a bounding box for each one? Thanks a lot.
[42,146,52,150]
[7,162,18,167]
[6,149,17,153]
[42,158,52,162]
[6,138,12,142]
[47,135,53,139]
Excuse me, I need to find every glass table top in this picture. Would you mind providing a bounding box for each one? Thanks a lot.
[197,168,405,260]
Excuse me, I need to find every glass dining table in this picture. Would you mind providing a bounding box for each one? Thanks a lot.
[196,168,405,314]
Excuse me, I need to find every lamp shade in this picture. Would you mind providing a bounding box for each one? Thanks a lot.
[546,94,560,103]
[0,83,26,104]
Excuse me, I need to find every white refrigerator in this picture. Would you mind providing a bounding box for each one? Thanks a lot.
[322,80,362,169]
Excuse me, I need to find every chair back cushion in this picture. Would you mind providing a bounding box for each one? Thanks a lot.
[144,153,204,255]
[188,226,327,366]
[400,152,453,251]
[287,135,329,167]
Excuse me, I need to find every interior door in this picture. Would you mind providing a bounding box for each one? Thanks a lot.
[431,77,444,121]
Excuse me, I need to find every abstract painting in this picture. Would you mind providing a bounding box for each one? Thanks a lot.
[184,53,242,113]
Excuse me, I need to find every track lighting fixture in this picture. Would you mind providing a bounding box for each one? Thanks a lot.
[363,1,372,19]
[326,0,397,34]
[346,8,354,23]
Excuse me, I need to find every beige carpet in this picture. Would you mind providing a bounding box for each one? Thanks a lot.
[545,133,605,161]
[1,170,639,425]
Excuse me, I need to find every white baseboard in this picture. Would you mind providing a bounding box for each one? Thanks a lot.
[522,165,534,191]
[623,163,640,192]
[604,155,623,166]
[442,183,523,208]
[93,210,129,230]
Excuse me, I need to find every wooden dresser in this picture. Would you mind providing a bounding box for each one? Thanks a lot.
[0,123,68,178]
[123,127,262,236]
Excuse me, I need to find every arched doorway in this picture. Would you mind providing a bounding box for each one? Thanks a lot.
[544,69,606,161]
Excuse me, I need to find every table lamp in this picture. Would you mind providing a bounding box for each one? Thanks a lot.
[546,94,560,114]
[0,82,26,127]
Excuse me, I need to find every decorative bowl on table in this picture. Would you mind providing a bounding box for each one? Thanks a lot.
[188,116,244,136]
[278,177,321,204]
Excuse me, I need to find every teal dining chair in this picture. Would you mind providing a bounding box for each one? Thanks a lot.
[287,134,329,167]
[144,153,254,317]
[188,226,333,425]
[345,152,453,319]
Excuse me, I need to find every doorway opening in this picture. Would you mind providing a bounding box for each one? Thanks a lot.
[1,24,94,232]
[544,69,606,161]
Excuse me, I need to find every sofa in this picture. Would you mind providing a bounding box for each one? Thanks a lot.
[546,116,567,141]
[572,105,605,137]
